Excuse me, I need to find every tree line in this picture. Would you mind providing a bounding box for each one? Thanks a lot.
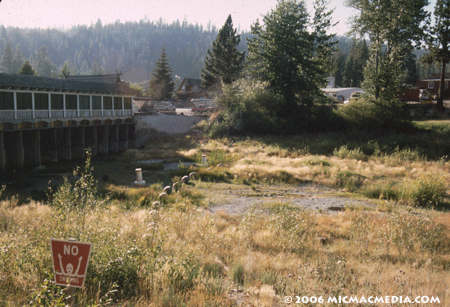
[0,19,224,83]
[1,0,449,124]
[0,15,440,89]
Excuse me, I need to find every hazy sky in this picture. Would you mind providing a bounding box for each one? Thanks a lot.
[0,0,357,35]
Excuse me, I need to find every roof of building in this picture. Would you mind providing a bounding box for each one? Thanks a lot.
[176,78,203,92]
[63,74,122,84]
[0,73,139,95]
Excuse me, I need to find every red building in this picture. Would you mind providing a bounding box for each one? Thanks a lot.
[416,73,450,99]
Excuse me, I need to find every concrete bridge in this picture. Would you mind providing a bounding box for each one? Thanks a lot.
[0,73,138,170]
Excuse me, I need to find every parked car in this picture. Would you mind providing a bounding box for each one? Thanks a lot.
[345,91,364,104]
[152,101,175,112]
[328,93,344,103]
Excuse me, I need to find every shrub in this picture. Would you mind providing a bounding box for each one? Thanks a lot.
[333,145,365,160]
[335,171,365,191]
[399,173,446,207]
[231,263,245,285]
[206,79,285,137]
[337,97,411,133]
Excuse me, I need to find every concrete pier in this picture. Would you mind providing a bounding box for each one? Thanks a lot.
[23,130,41,167]
[108,125,119,153]
[0,132,6,170]
[97,125,109,155]
[128,124,136,149]
[119,125,129,151]
[71,127,85,158]
[5,131,25,169]
[0,123,135,171]
[85,126,98,156]
[57,128,72,161]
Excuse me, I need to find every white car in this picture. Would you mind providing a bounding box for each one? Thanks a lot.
[152,101,175,112]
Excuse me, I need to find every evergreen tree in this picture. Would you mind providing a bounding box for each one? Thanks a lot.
[0,42,14,73]
[247,0,335,122]
[12,45,26,73]
[90,62,105,75]
[59,61,77,77]
[342,40,369,87]
[422,0,450,110]
[348,0,428,101]
[201,15,245,89]
[404,50,420,87]
[343,53,355,87]
[18,61,37,75]
[35,45,56,77]
[331,49,346,87]
[148,48,175,100]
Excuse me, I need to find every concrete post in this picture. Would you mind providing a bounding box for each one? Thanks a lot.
[85,126,98,156]
[71,127,86,158]
[108,125,119,153]
[57,128,71,161]
[118,125,129,151]
[23,130,41,167]
[97,125,108,155]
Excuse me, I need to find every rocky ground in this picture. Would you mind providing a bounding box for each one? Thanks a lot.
[194,181,374,215]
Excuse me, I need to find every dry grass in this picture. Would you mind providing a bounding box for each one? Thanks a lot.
[2,125,450,306]
[1,198,449,306]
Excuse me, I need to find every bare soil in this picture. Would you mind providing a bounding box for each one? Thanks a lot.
[194,181,374,215]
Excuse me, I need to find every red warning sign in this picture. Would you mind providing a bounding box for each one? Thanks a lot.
[50,239,92,288]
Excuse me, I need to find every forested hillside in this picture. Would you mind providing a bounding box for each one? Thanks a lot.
[0,20,228,83]
[0,19,436,86]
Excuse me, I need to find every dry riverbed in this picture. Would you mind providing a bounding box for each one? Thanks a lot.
[194,181,375,215]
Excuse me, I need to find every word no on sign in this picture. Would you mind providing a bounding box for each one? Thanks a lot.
[50,239,92,288]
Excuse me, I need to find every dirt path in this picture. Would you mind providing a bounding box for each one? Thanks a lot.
[194,182,374,215]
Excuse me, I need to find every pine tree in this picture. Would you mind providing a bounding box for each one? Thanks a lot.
[12,45,26,73]
[0,42,15,73]
[201,15,245,89]
[59,61,77,77]
[18,61,37,75]
[148,48,175,100]
[247,0,335,121]
[35,46,56,77]
[342,40,369,87]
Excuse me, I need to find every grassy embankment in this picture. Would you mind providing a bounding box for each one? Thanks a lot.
[0,121,449,306]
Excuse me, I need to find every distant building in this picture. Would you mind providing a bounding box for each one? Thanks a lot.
[176,78,207,100]
[321,87,363,102]
[417,73,450,99]
[0,73,139,170]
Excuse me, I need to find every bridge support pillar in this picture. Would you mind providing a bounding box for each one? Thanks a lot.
[85,126,98,156]
[97,125,108,155]
[0,132,5,170]
[128,124,136,149]
[71,127,85,158]
[108,125,119,153]
[6,131,24,169]
[23,130,41,167]
[57,128,71,161]
[119,125,128,151]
